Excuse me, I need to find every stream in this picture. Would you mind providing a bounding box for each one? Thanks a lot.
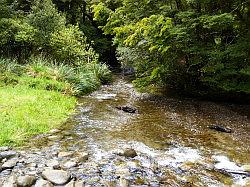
[1,76,250,186]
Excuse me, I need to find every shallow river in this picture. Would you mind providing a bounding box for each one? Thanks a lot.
[21,76,250,186]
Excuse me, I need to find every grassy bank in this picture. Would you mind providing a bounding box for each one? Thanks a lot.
[0,86,76,146]
[0,56,111,146]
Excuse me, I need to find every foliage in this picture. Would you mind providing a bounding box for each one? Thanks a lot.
[0,0,101,64]
[50,25,98,62]
[95,0,250,98]
[27,0,66,48]
[0,56,112,95]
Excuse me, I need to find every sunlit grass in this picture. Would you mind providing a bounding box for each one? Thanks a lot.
[0,85,76,146]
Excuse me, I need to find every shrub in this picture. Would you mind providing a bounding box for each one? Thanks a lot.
[50,25,98,63]
[0,56,112,96]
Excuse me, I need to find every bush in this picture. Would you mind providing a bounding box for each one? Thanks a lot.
[50,25,98,63]
[0,56,112,96]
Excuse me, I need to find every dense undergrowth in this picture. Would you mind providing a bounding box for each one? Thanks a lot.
[0,56,111,146]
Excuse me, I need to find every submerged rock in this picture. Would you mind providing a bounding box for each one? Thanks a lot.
[208,124,232,133]
[243,165,250,172]
[118,149,137,158]
[42,169,71,185]
[116,106,137,114]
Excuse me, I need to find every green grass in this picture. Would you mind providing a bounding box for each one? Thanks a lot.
[0,85,76,146]
[0,56,112,146]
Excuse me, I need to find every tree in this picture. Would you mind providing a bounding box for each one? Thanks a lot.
[93,0,250,99]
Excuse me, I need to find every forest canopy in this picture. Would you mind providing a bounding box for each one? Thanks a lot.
[0,0,249,100]
[92,0,250,100]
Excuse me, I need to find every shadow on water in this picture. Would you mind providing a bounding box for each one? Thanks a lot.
[26,75,250,186]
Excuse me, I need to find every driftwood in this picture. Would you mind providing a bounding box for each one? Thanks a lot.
[115,106,137,113]
[208,124,232,133]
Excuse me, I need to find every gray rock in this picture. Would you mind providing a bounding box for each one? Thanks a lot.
[2,159,17,169]
[34,179,54,187]
[17,175,36,187]
[95,94,117,100]
[2,175,17,187]
[46,160,60,169]
[76,152,89,162]
[0,146,9,151]
[65,180,84,187]
[119,177,129,187]
[49,129,61,134]
[243,165,250,172]
[47,136,60,141]
[0,151,17,159]
[42,169,70,185]
[62,161,77,169]
[58,152,73,158]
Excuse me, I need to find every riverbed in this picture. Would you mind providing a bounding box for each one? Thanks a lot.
[1,76,250,186]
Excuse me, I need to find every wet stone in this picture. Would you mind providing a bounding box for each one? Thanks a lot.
[17,175,36,187]
[116,106,137,113]
[208,124,232,133]
[42,169,71,185]
[120,149,137,158]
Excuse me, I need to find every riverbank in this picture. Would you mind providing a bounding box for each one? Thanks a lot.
[0,56,111,146]
[0,85,76,146]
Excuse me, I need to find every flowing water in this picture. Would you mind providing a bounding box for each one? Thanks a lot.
[24,76,250,186]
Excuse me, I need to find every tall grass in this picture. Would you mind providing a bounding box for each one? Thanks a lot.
[0,56,112,95]
[0,56,112,145]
